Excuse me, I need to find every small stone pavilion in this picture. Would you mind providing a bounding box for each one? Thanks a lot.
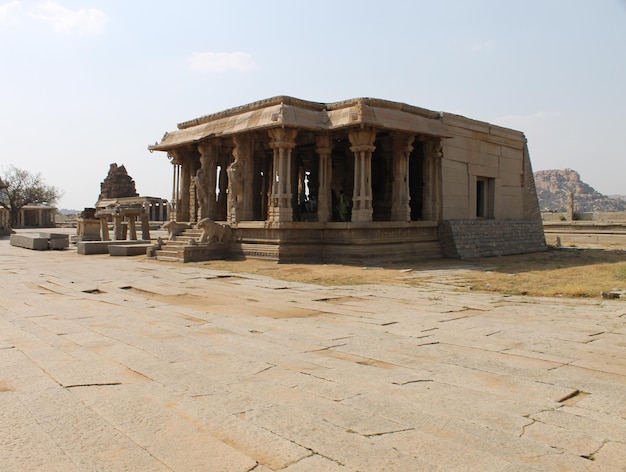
[77,163,168,243]
[149,96,546,261]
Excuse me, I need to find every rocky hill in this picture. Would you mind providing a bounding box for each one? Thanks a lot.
[533,169,626,212]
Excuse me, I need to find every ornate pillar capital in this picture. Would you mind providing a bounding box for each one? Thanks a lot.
[168,148,183,165]
[268,128,298,149]
[392,132,415,155]
[197,140,219,158]
[315,133,332,155]
[348,128,376,153]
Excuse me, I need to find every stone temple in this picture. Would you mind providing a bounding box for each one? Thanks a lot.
[149,96,546,262]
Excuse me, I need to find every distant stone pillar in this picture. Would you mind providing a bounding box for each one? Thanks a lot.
[268,128,298,222]
[128,217,137,240]
[315,134,332,222]
[99,217,110,241]
[197,141,219,221]
[168,150,183,221]
[391,132,414,221]
[349,128,377,222]
[141,214,150,240]
[567,192,574,221]
[113,214,123,240]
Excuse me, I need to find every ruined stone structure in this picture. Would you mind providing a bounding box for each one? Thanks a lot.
[149,96,546,261]
[98,163,139,200]
[0,205,56,230]
[95,164,168,223]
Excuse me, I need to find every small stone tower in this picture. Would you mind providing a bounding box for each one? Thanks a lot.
[98,163,139,200]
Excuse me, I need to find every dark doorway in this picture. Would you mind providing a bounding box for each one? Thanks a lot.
[372,142,391,221]
[253,151,271,221]
[330,139,354,222]
[409,142,424,220]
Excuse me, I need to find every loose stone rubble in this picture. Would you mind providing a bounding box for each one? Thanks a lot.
[1,233,625,471]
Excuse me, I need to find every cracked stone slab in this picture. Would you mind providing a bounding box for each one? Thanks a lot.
[2,232,626,471]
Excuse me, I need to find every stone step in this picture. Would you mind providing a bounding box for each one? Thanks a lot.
[155,255,183,262]
[156,247,179,254]
[162,241,188,247]
[109,244,152,256]
[240,243,279,259]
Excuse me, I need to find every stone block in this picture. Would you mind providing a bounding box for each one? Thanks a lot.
[77,240,151,255]
[498,155,522,174]
[48,238,69,250]
[40,233,70,249]
[442,145,471,164]
[10,234,48,250]
[489,123,525,141]
[108,244,152,256]
[442,112,490,134]
[478,140,501,156]
[500,145,523,159]
[469,164,498,178]
[38,232,68,240]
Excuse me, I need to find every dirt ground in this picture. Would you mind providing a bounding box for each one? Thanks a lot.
[149,246,626,299]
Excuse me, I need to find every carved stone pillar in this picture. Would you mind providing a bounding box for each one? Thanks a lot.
[391,133,415,221]
[217,153,229,221]
[315,134,332,222]
[188,157,199,223]
[268,128,298,222]
[177,151,192,222]
[168,151,182,221]
[127,217,137,240]
[231,135,254,222]
[196,141,219,221]
[422,138,443,221]
[99,217,110,241]
[348,128,377,222]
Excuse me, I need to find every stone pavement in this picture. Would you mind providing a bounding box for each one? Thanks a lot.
[1,235,625,471]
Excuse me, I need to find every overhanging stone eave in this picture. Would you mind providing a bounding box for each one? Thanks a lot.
[149,98,454,152]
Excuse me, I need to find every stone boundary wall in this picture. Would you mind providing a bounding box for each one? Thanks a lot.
[542,211,626,222]
[439,220,547,258]
[522,144,543,222]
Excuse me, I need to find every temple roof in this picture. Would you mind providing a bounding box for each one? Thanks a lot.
[149,96,524,152]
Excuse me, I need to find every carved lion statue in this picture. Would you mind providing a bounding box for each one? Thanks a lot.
[162,221,190,241]
[196,218,232,244]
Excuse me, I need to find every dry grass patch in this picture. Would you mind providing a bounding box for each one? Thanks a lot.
[197,247,626,299]
[461,248,626,298]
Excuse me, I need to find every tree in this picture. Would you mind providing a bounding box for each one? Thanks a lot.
[0,166,63,228]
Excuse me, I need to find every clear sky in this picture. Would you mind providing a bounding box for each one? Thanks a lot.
[1,0,625,210]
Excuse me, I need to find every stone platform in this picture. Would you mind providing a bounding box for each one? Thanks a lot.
[1,235,625,471]
[77,239,151,255]
[108,243,152,256]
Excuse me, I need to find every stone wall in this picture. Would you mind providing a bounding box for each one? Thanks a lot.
[542,211,626,223]
[439,220,547,258]
[440,113,527,220]
[522,144,543,221]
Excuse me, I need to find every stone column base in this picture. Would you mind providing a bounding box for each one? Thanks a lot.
[352,208,373,222]
[268,207,293,222]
